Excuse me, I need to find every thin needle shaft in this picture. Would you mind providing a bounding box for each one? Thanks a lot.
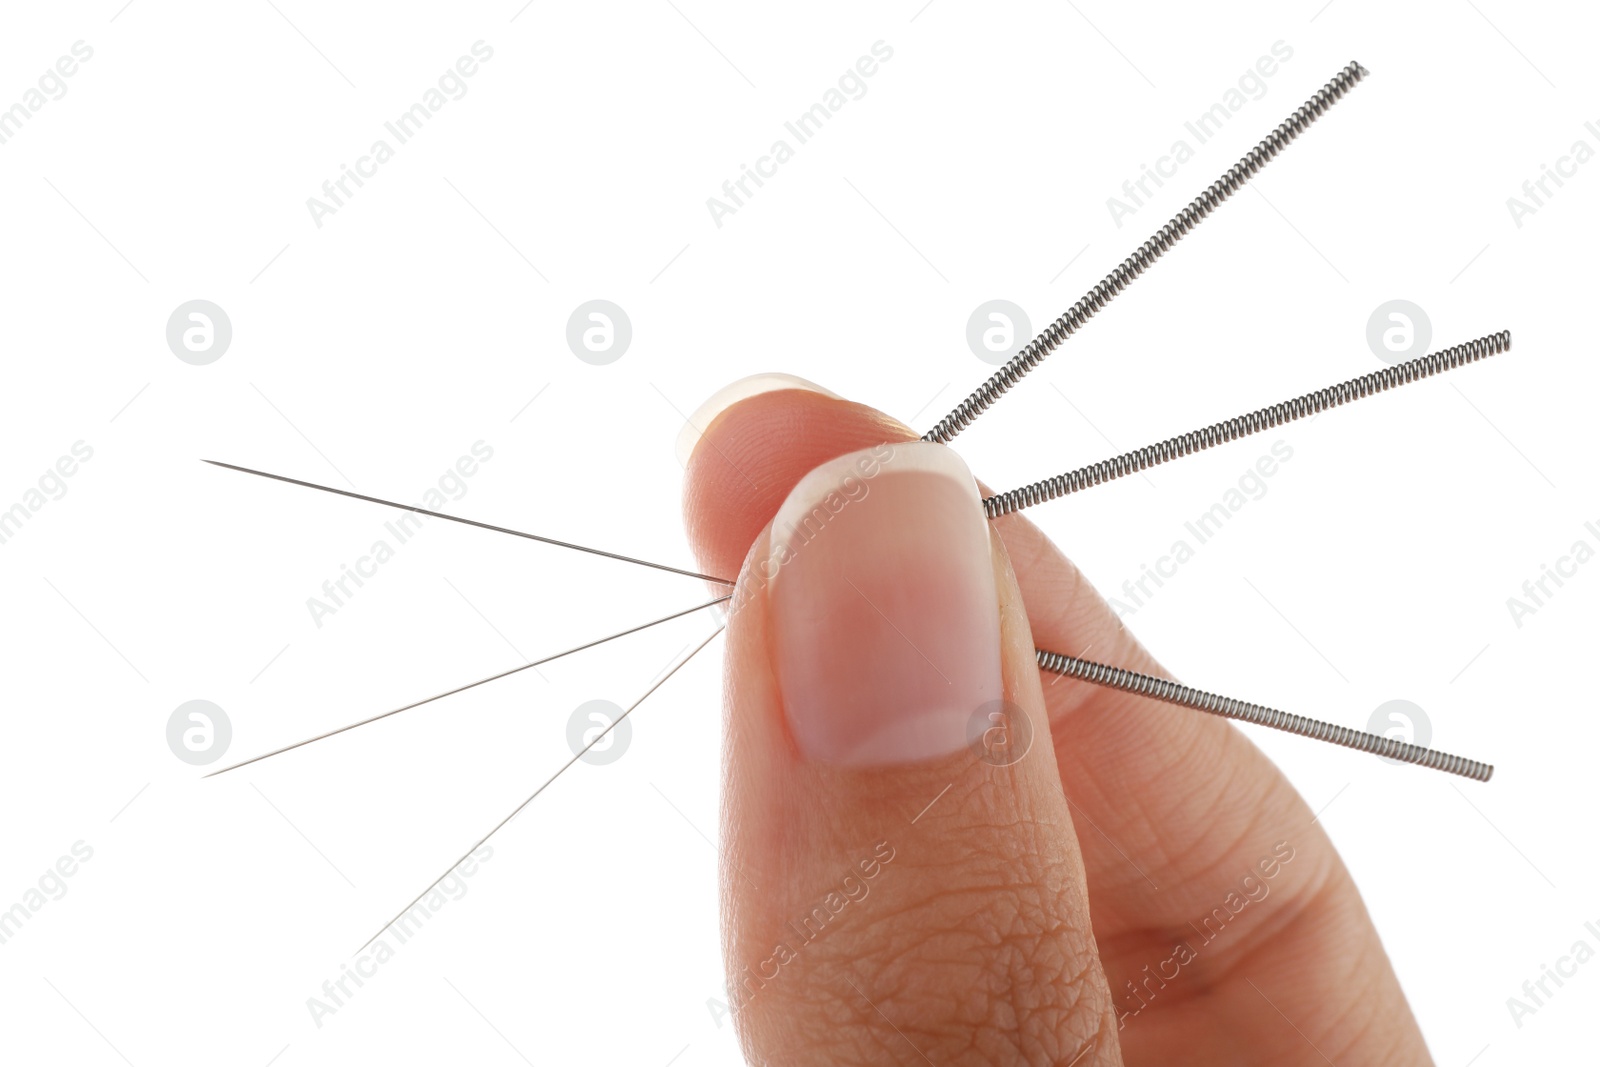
[206,594,731,777]
[202,459,733,586]
[358,625,725,951]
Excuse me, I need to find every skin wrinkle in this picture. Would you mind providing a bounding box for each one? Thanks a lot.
[1158,788,1289,890]
[1040,744,1172,880]
[1043,675,1225,808]
[1299,873,1390,981]
[1097,855,1338,1020]
[1316,934,1414,1065]
[1061,717,1302,919]
[1038,704,1251,893]
[1096,833,1336,997]
[787,899,1088,1064]
[841,892,1106,1064]
[795,819,1103,1049]
[1116,873,1376,1060]
[1298,971,1376,1057]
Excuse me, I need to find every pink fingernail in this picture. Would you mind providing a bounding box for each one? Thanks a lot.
[768,442,1001,765]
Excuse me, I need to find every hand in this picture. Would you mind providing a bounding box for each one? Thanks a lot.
[679,377,1431,1065]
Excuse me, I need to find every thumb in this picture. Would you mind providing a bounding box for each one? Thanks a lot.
[716,441,1122,1065]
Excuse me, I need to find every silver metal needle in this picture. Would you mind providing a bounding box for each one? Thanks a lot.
[357,625,725,952]
[983,331,1511,517]
[1037,648,1492,781]
[206,594,731,777]
[202,459,733,586]
[924,60,1369,444]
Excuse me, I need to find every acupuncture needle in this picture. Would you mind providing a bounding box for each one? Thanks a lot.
[357,625,725,952]
[201,459,733,586]
[924,60,1369,445]
[205,593,731,777]
[1037,651,1491,781]
[984,330,1511,517]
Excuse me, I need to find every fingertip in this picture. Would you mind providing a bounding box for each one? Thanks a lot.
[680,384,917,581]
[674,373,842,467]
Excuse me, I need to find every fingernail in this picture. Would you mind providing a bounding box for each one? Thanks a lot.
[769,442,1001,765]
[675,373,840,467]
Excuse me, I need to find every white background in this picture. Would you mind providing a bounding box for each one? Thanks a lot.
[0,1,1595,1063]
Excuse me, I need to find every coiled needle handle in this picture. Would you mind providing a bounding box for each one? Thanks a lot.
[924,60,1369,445]
[984,331,1511,518]
[1037,648,1493,781]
